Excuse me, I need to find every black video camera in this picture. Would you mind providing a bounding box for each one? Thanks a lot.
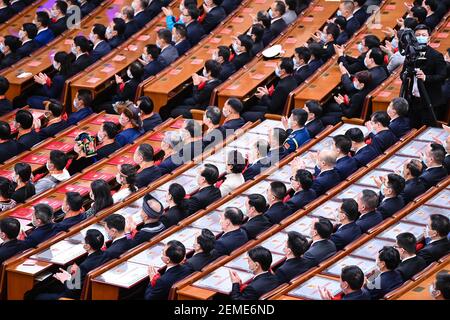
[398,28,428,69]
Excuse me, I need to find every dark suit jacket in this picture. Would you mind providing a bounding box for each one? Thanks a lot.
[136,165,163,189]
[202,6,226,33]
[144,264,192,300]
[17,130,42,150]
[108,35,125,49]
[294,64,312,85]
[356,210,383,233]
[142,113,163,132]
[183,79,221,109]
[38,120,69,139]
[0,98,13,116]
[124,20,139,38]
[269,18,287,42]
[10,0,27,13]
[71,53,94,76]
[0,6,13,23]
[80,0,97,16]
[354,6,369,25]
[0,52,21,69]
[17,40,39,58]
[158,45,179,67]
[396,255,427,281]
[159,141,202,174]
[0,239,25,264]
[336,30,349,46]
[50,16,68,36]
[275,257,310,283]
[366,270,403,300]
[186,21,206,46]
[186,252,215,272]
[50,214,85,236]
[34,28,55,47]
[221,118,245,134]
[251,41,264,56]
[68,107,94,126]
[368,65,389,91]
[303,239,336,267]
[308,58,323,74]
[419,166,448,190]
[219,61,236,82]
[285,189,317,213]
[242,214,273,239]
[354,145,379,167]
[345,16,360,38]
[230,272,279,300]
[377,196,404,220]
[231,51,251,70]
[143,59,165,79]
[243,159,269,181]
[113,77,142,102]
[259,75,298,114]
[22,223,55,249]
[330,222,362,251]
[187,185,221,215]
[213,228,248,257]
[389,117,410,138]
[445,154,450,175]
[175,39,191,56]
[130,222,165,247]
[335,155,358,180]
[368,129,398,154]
[100,237,132,264]
[311,168,341,196]
[400,177,427,203]
[91,41,111,61]
[342,288,371,300]
[0,140,22,163]
[134,10,152,29]
[417,238,450,266]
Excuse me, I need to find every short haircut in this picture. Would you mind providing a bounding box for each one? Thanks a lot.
[137,96,154,114]
[237,34,253,53]
[274,1,286,15]
[360,189,379,211]
[412,8,427,24]
[406,159,422,178]
[14,163,32,182]
[85,229,104,251]
[15,109,34,130]
[333,134,353,154]
[36,11,51,27]
[66,191,84,212]
[430,214,450,238]
[77,89,93,107]
[104,214,126,232]
[294,169,314,190]
[429,143,446,165]
[129,61,144,79]
[325,23,340,40]
[291,108,308,127]
[186,5,200,20]
[355,70,372,86]
[295,46,311,64]
[73,35,92,53]
[248,246,272,271]
[112,18,126,36]
[23,23,38,39]
[205,106,221,125]
[204,59,221,79]
[226,97,243,113]
[196,229,215,254]
[247,194,267,213]
[341,198,360,221]
[386,173,405,196]
[224,207,244,225]
[280,57,294,74]
[287,231,309,258]
[341,265,365,290]
[48,99,64,117]
[390,97,409,117]
[157,28,172,44]
[313,217,333,239]
[0,76,9,95]
[0,121,11,140]
[138,144,154,162]
[396,232,417,254]
[201,163,219,185]
[0,217,20,239]
[0,177,13,200]
[270,181,287,200]
[102,121,119,139]
[227,150,246,174]
[378,246,401,270]
[92,23,107,40]
[435,273,450,299]
[165,240,186,264]
[49,150,68,171]
[367,48,384,66]
[250,24,264,43]
[55,0,68,14]
[217,45,231,62]
[345,127,365,143]
[403,17,418,29]
[304,100,322,118]
[174,23,187,39]
[364,34,381,49]
[145,44,160,59]
[34,203,53,224]
[4,35,22,52]
[371,111,390,128]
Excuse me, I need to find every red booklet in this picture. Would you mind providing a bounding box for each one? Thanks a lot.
[44,141,73,152]
[107,156,134,165]
[148,132,165,142]
[57,184,91,195]
[22,154,48,165]
[11,207,34,220]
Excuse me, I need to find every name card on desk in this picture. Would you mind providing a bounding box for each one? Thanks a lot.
[288,276,341,300]
[267,164,292,184]
[259,232,288,255]
[129,243,165,268]
[32,240,86,265]
[190,59,204,65]
[44,141,73,152]
[217,196,247,212]
[250,73,265,80]
[232,17,244,23]
[308,201,341,222]
[220,28,232,35]
[149,189,169,209]
[95,261,148,288]
[226,84,239,90]
[137,35,151,41]
[148,131,165,142]
[112,54,126,62]
[15,259,51,275]
[404,205,450,225]
[100,66,115,73]
[426,189,450,209]
[27,61,42,67]
[11,207,34,220]
[173,175,198,195]
[243,180,271,199]
[86,77,101,84]
[325,256,376,277]
[352,238,395,260]
[194,266,253,294]
[379,222,424,241]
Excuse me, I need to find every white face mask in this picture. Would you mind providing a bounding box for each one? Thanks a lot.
[97,131,105,143]
[202,68,208,77]
[46,162,52,172]
[73,98,80,110]
[71,45,77,55]
[61,203,69,214]
[89,33,96,43]
[127,69,133,79]
[115,173,122,185]
[18,30,26,40]
[105,26,113,39]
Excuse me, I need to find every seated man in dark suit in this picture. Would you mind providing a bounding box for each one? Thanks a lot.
[50,192,86,237]
[201,0,226,33]
[68,89,94,126]
[243,139,271,181]
[0,121,22,164]
[36,100,69,139]
[365,246,403,299]
[303,100,324,138]
[173,24,191,56]
[375,173,405,219]
[134,144,163,188]
[331,198,362,251]
[22,204,55,249]
[395,232,427,282]
[264,181,290,224]
[80,0,97,16]
[400,159,427,203]
[230,34,252,71]
[332,134,359,180]
[338,1,361,38]
[70,36,94,76]
[365,111,399,154]
[319,265,371,300]
[213,207,248,257]
[10,0,26,13]
[336,34,380,74]
[169,59,221,118]
[186,229,216,272]
[220,98,245,137]
[187,163,222,215]
[33,11,55,47]
[89,23,112,61]
[17,23,39,58]
[387,97,411,138]
[275,231,310,283]
[140,44,165,79]
[137,96,162,132]
[303,217,337,267]
[35,229,105,300]
[14,109,41,150]
[418,214,450,266]
[132,0,152,29]
[285,169,316,213]
[419,143,448,190]
[156,28,179,67]
[0,0,13,23]
[106,18,126,49]
[202,106,224,150]
[353,0,369,25]
[249,24,265,56]
[229,246,279,300]
[356,189,382,233]
[243,58,297,122]
[430,273,450,300]
[443,133,450,175]
[100,214,132,264]
[0,35,22,69]
[121,6,139,38]
[184,5,206,46]
[145,240,192,300]
[345,127,379,167]
[241,194,272,239]
[49,1,68,37]
[268,1,288,42]
[0,217,25,264]
[319,22,339,62]
[365,48,390,91]
[214,45,236,82]
[0,76,12,116]
[293,46,312,85]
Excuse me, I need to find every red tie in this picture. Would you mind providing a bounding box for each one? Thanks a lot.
[151,273,161,287]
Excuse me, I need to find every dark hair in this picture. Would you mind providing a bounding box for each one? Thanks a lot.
[314,217,333,239]
[406,159,422,178]
[137,96,154,115]
[205,106,221,125]
[345,127,364,143]
[341,198,360,221]
[287,231,309,258]
[197,229,215,255]
[341,265,365,290]
[429,143,446,165]
[403,17,418,30]
[165,240,186,264]
[0,217,20,239]
[378,246,401,270]
[291,108,308,127]
[371,111,390,128]
[102,121,119,139]
[248,246,272,271]
[201,164,219,185]
[226,97,243,113]
[35,11,51,27]
[91,179,113,213]
[48,98,65,117]
[14,163,32,183]
[168,183,189,213]
[367,48,384,66]
[204,59,221,79]
[272,128,288,146]
[104,213,125,232]
[256,10,271,28]
[85,229,104,251]
[250,24,264,43]
[92,23,107,41]
[184,119,202,138]
[34,203,53,224]
[274,0,286,15]
[390,97,409,117]
[270,181,287,200]
[412,8,427,24]
[333,134,353,154]
[15,109,34,130]
[304,100,322,118]
[0,121,11,140]
[4,35,21,52]
[396,232,417,254]
[22,23,38,39]
[66,191,84,211]
[295,46,311,64]
[0,177,14,200]
[77,89,93,108]
[360,189,379,211]
[227,150,246,174]
[237,34,253,54]
[55,0,68,14]
[334,16,347,30]
[145,44,160,59]
[280,57,294,74]
[354,70,372,86]
[129,61,144,79]
[138,143,154,162]
[174,23,187,39]
[73,35,92,53]
[247,194,267,213]
[435,273,450,299]
[294,169,313,190]
[0,76,9,95]
[112,18,126,36]
[157,28,172,44]
[186,5,200,20]
[217,45,230,62]
[363,34,381,49]
[386,173,405,196]
[224,207,244,225]
[119,164,137,193]
[308,42,325,59]
[325,23,340,41]
[49,150,68,171]
[430,214,450,238]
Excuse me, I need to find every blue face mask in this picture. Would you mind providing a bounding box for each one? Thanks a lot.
[320,34,328,43]
[391,37,398,49]
[357,43,364,53]
[179,15,185,24]
[0,43,6,53]
[416,36,428,44]
[336,10,342,17]
[232,42,240,54]
[275,66,281,77]
[268,8,273,19]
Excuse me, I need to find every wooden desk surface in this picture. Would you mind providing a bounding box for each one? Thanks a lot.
[1,0,121,101]
[177,284,216,300]
[142,0,273,111]
[215,0,340,108]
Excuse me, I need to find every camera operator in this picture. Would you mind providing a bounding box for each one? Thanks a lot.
[401,24,446,128]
